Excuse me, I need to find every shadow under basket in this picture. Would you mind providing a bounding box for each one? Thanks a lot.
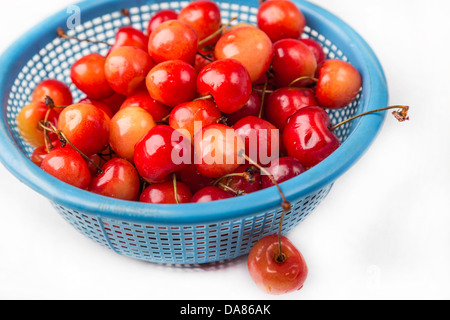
[0,0,388,265]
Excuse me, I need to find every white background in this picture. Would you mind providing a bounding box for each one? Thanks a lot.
[0,0,449,300]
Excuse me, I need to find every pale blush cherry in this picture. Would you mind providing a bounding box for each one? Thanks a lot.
[214,26,274,83]
[104,46,154,96]
[119,89,171,122]
[148,20,199,65]
[109,106,156,163]
[248,234,308,295]
[57,103,111,157]
[315,59,362,110]
[31,79,73,108]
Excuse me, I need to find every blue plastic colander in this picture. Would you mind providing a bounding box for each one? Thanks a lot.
[0,0,388,264]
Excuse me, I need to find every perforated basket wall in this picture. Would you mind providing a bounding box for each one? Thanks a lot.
[0,0,388,265]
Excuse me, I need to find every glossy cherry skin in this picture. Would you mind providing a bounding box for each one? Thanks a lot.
[233,116,281,166]
[140,180,192,204]
[193,123,245,178]
[220,164,262,195]
[197,59,252,114]
[134,125,192,183]
[109,106,156,162]
[16,102,59,148]
[31,79,73,107]
[261,157,305,189]
[177,164,215,194]
[89,158,140,201]
[300,38,326,65]
[119,89,171,122]
[146,9,178,35]
[272,39,317,88]
[100,93,127,115]
[146,60,197,107]
[58,103,111,156]
[104,46,154,96]
[178,0,221,48]
[169,99,222,143]
[248,234,308,295]
[265,87,318,131]
[282,106,340,168]
[71,53,115,100]
[40,147,92,189]
[31,146,49,166]
[148,20,198,65]
[79,97,114,118]
[257,0,306,43]
[315,59,362,110]
[191,186,234,203]
[109,26,149,53]
[215,26,274,83]
[224,91,262,126]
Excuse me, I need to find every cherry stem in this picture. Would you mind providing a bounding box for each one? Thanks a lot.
[217,182,246,196]
[121,8,132,26]
[241,153,291,262]
[330,105,410,131]
[288,76,318,88]
[258,74,270,119]
[172,173,180,204]
[57,28,112,47]
[197,51,214,62]
[194,94,214,101]
[38,121,104,175]
[253,88,274,94]
[213,172,254,187]
[198,16,238,47]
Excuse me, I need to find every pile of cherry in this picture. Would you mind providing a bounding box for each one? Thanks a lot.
[16,0,408,295]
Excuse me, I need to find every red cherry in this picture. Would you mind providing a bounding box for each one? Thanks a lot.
[146,9,178,35]
[108,26,149,53]
[257,0,306,43]
[214,26,274,83]
[134,125,192,183]
[272,39,317,88]
[109,106,156,162]
[224,91,262,126]
[104,46,154,96]
[197,59,252,114]
[177,165,214,194]
[148,20,198,65]
[31,79,73,108]
[248,234,308,295]
[140,180,192,204]
[16,102,59,148]
[282,106,340,168]
[119,89,171,122]
[193,123,245,178]
[261,157,306,189]
[31,146,49,166]
[57,103,110,157]
[79,97,115,118]
[233,116,281,166]
[169,99,222,143]
[178,0,222,48]
[265,87,318,131]
[71,53,115,100]
[100,93,127,115]
[300,38,326,65]
[89,158,140,201]
[194,50,215,74]
[86,149,111,177]
[40,146,92,189]
[191,186,233,203]
[218,164,262,195]
[315,59,362,110]
[146,60,197,107]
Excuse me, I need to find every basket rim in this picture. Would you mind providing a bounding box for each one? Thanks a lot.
[0,0,388,224]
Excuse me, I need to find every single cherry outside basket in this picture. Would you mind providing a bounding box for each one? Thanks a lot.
[0,0,388,265]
